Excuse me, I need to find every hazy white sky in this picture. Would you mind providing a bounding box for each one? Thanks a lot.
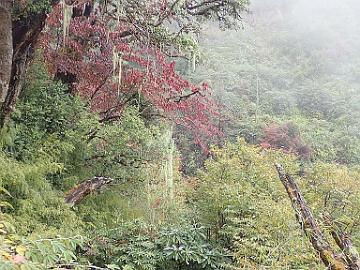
[246,0,360,61]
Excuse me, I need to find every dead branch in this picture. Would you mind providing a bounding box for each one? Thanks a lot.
[274,163,347,270]
[323,212,360,270]
[65,176,114,206]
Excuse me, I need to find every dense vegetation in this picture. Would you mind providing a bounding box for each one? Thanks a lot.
[1,0,360,269]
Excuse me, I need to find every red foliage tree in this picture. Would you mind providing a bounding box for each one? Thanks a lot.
[42,1,223,143]
[260,122,311,159]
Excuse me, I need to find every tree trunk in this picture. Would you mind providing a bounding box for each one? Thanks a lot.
[0,0,61,128]
[0,11,48,127]
[0,0,13,103]
[64,177,113,206]
[274,163,348,270]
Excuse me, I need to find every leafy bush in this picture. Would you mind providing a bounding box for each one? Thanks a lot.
[86,220,227,270]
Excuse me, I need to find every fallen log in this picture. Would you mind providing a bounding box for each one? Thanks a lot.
[64,176,113,206]
[274,163,347,270]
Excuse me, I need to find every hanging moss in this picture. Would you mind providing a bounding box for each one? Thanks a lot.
[62,0,72,43]
[192,51,196,72]
[112,47,122,94]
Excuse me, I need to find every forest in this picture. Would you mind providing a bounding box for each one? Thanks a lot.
[1,0,360,269]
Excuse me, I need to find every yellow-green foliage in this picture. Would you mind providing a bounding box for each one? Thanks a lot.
[0,153,84,269]
[188,139,360,269]
[0,151,83,236]
[301,162,360,249]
